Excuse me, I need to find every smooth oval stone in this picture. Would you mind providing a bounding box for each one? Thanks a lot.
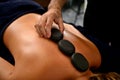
[50,28,63,42]
[58,40,75,56]
[71,53,89,72]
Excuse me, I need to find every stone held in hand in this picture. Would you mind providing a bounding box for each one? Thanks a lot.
[50,28,63,42]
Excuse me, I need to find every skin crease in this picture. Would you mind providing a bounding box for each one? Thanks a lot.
[0,13,101,80]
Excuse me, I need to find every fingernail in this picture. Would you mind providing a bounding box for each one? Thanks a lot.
[47,34,50,38]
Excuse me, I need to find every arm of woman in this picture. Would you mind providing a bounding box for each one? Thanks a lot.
[0,57,14,80]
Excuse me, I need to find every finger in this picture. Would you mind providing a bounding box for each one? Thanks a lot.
[35,23,46,38]
[34,24,43,37]
[45,18,53,38]
[36,17,47,37]
[56,18,64,33]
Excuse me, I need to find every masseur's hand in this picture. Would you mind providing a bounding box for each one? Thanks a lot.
[35,8,64,38]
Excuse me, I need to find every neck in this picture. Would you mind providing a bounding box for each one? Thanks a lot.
[75,70,93,80]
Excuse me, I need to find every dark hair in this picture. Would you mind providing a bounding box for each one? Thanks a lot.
[89,72,120,80]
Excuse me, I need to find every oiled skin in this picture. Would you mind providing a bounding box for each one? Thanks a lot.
[0,13,101,80]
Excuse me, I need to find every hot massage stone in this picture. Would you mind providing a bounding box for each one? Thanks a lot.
[50,27,89,72]
[58,40,75,56]
[71,53,89,72]
[50,28,63,42]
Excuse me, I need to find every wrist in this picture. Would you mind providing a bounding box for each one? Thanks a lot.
[48,4,62,11]
[48,0,67,11]
[47,8,62,16]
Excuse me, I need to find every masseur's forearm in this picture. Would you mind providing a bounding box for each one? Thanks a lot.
[48,0,67,10]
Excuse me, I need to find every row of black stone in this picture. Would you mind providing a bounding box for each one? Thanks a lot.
[50,28,89,72]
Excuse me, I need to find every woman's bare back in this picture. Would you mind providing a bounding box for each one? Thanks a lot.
[3,13,101,80]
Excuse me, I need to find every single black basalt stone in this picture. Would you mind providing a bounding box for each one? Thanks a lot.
[58,40,75,56]
[71,53,89,72]
[50,28,63,42]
